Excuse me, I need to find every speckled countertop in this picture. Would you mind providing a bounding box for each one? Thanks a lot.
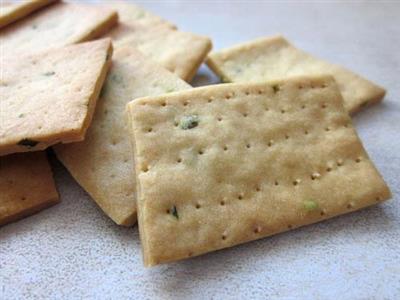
[1,1,399,299]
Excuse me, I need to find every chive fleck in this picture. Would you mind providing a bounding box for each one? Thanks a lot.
[171,205,179,219]
[179,115,199,130]
[18,113,24,118]
[17,138,39,148]
[166,88,175,93]
[43,71,55,76]
[136,11,145,19]
[303,199,319,211]
[272,84,280,93]
[110,74,123,84]
[100,85,107,98]
[221,76,230,83]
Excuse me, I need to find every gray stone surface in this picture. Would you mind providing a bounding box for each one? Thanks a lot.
[1,1,399,299]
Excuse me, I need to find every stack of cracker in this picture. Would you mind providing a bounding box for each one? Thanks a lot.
[0,0,211,227]
[0,1,391,268]
[124,36,391,266]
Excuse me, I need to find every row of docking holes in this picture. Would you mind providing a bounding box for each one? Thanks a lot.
[143,102,332,132]
[143,91,344,134]
[161,153,383,246]
[144,104,350,157]
[160,155,366,213]
[141,120,353,173]
[157,156,365,209]
[166,182,383,248]
[139,82,328,108]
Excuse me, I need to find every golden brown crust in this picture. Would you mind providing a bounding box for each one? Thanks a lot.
[103,1,212,82]
[54,46,191,226]
[0,152,59,226]
[0,0,58,29]
[0,2,117,54]
[0,39,112,156]
[127,75,391,266]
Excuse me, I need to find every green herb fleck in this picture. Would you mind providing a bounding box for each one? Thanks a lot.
[166,88,175,93]
[136,11,145,19]
[179,115,199,130]
[221,76,230,83]
[18,113,25,118]
[43,71,55,76]
[272,84,280,93]
[303,199,319,211]
[32,25,37,30]
[171,205,179,219]
[110,74,123,85]
[100,84,107,98]
[17,138,39,148]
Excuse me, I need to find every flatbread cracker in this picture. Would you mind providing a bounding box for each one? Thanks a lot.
[0,38,112,156]
[104,1,212,82]
[0,1,118,54]
[0,152,59,226]
[207,36,386,114]
[126,76,391,266]
[54,46,191,226]
[106,1,175,29]
[0,0,58,28]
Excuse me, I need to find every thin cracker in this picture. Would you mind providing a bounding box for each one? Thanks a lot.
[0,0,58,28]
[0,38,112,156]
[207,36,386,114]
[54,46,191,226]
[0,1,118,55]
[0,152,59,226]
[104,1,212,82]
[126,75,391,266]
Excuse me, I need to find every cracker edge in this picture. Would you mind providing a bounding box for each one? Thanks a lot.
[0,0,59,29]
[180,34,213,82]
[74,8,119,43]
[0,153,60,227]
[70,39,114,143]
[126,102,151,264]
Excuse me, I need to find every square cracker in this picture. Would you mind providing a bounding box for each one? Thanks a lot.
[126,75,391,266]
[0,1,118,55]
[0,0,58,29]
[104,1,212,82]
[54,46,191,226]
[0,38,112,156]
[207,36,386,114]
[0,152,59,227]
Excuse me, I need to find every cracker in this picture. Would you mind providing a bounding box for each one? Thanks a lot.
[54,46,191,226]
[0,152,59,226]
[207,36,386,114]
[0,38,112,156]
[0,2,118,55]
[0,0,57,28]
[105,1,175,29]
[104,1,212,82]
[126,75,391,266]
